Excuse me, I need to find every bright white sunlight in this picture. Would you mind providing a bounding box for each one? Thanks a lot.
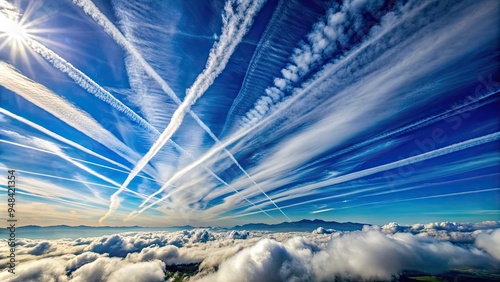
[0,14,27,41]
[0,0,499,281]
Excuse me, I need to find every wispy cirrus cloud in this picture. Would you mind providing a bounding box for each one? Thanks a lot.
[101,0,268,223]
[0,108,130,171]
[99,0,500,223]
[234,132,499,214]
[0,62,140,165]
[201,0,498,216]
[238,0,388,129]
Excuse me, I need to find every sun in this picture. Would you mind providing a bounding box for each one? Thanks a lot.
[6,20,26,41]
[0,15,27,43]
[0,11,33,65]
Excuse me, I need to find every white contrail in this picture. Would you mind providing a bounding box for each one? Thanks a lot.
[274,132,500,198]
[227,188,500,219]
[0,62,140,165]
[7,159,147,201]
[0,187,99,210]
[23,38,157,134]
[3,5,260,217]
[0,136,157,201]
[302,90,499,171]
[104,0,438,220]
[0,107,130,171]
[1,130,123,188]
[0,138,160,184]
[248,169,499,215]
[71,0,288,222]
[0,139,125,173]
[15,168,120,190]
[98,0,269,223]
[125,0,487,212]
[126,172,281,223]
[5,12,243,195]
[226,132,500,217]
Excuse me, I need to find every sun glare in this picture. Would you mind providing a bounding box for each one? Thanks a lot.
[0,16,27,42]
[0,11,35,68]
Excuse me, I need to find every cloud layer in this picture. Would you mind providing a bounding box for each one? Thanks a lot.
[0,222,498,281]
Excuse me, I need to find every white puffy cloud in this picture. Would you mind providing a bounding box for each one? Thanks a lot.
[68,257,124,282]
[65,252,105,273]
[26,241,56,255]
[0,258,68,282]
[67,256,166,282]
[193,228,498,282]
[227,230,249,239]
[195,238,311,282]
[310,230,493,281]
[476,229,500,260]
[1,224,498,282]
[126,245,179,263]
[312,227,335,235]
[107,260,165,282]
[379,221,500,243]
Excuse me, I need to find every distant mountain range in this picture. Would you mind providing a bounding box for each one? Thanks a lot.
[232,219,367,232]
[19,219,368,233]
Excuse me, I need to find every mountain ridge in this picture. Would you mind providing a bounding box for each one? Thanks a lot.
[18,219,368,232]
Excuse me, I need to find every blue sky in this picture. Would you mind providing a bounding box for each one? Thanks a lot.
[0,0,498,227]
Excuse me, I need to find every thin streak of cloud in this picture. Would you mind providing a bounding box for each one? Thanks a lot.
[0,139,128,175]
[236,132,500,214]
[0,62,140,165]
[101,0,267,223]
[229,188,500,220]
[311,208,334,214]
[5,0,268,221]
[203,0,497,217]
[72,0,289,223]
[239,0,388,128]
[24,38,157,136]
[1,130,123,191]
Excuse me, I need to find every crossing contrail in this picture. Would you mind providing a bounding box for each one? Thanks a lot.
[126,173,281,223]
[1,11,262,218]
[227,187,500,219]
[103,0,440,222]
[0,61,141,165]
[88,0,291,223]
[0,107,130,171]
[71,0,292,223]
[0,139,129,174]
[116,0,487,219]
[226,132,500,217]
[302,91,499,171]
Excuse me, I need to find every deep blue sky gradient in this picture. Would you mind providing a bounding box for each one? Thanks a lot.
[0,0,498,227]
